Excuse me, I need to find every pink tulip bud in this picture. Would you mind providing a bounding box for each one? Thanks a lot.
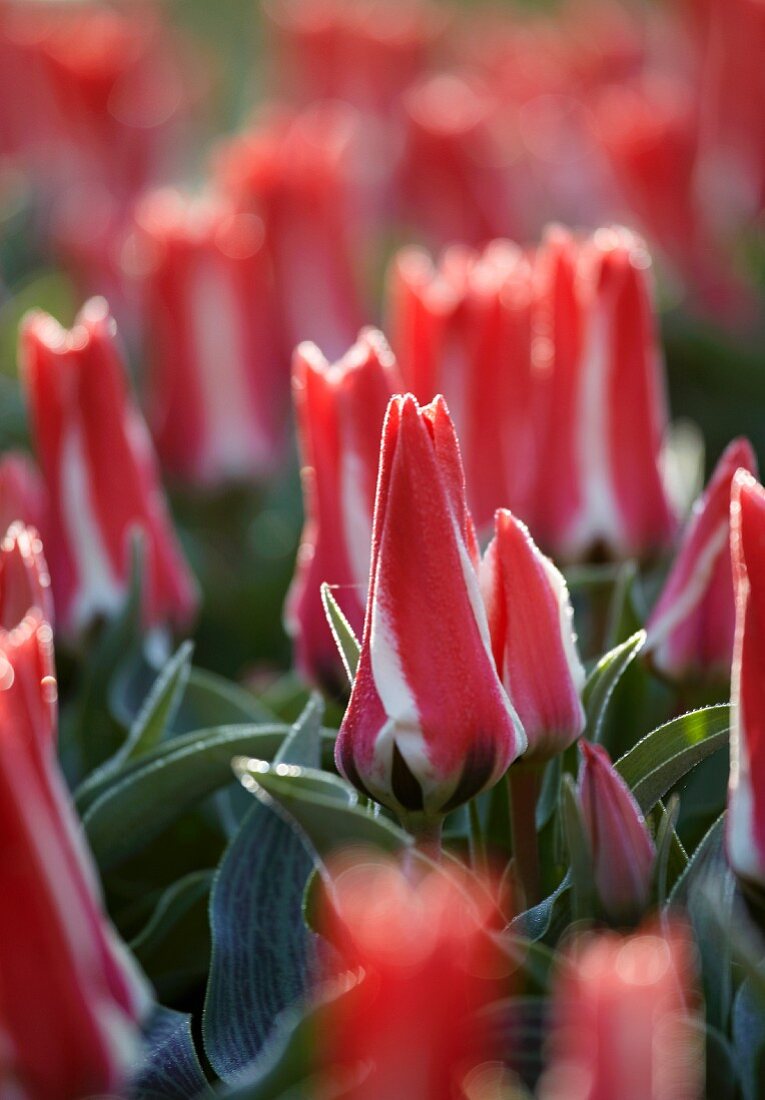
[534,226,676,560]
[579,740,655,923]
[0,612,149,1098]
[398,73,521,248]
[321,856,502,1100]
[0,523,53,631]
[540,923,703,1100]
[285,329,400,692]
[727,470,765,886]
[481,509,585,760]
[215,102,366,361]
[0,452,46,536]
[335,394,526,826]
[20,298,198,637]
[388,242,540,531]
[646,438,757,682]
[133,188,285,486]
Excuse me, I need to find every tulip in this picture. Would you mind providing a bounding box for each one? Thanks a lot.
[20,297,198,637]
[335,394,526,834]
[284,329,400,692]
[646,438,757,682]
[540,923,703,1100]
[133,187,285,486]
[0,522,53,630]
[387,242,539,531]
[0,611,149,1099]
[0,451,46,535]
[533,225,676,560]
[579,740,655,923]
[481,509,585,760]
[727,470,765,886]
[321,856,501,1100]
[215,102,366,361]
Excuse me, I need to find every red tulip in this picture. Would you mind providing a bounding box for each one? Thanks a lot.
[335,394,526,829]
[534,226,676,560]
[321,856,502,1100]
[387,242,539,531]
[0,451,46,536]
[0,611,149,1099]
[134,188,285,486]
[540,923,702,1100]
[646,438,757,682]
[20,298,197,637]
[579,740,655,923]
[215,102,367,361]
[285,329,400,692]
[728,470,765,886]
[0,522,53,630]
[481,509,585,760]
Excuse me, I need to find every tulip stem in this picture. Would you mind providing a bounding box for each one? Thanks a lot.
[403,815,443,864]
[468,799,488,876]
[507,763,543,910]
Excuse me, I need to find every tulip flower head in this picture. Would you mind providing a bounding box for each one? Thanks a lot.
[0,452,46,537]
[481,508,585,759]
[579,740,655,924]
[646,438,757,682]
[728,470,765,886]
[335,394,526,833]
[285,329,400,692]
[0,523,53,631]
[540,923,703,1100]
[21,298,198,637]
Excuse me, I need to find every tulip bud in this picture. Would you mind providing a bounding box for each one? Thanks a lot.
[481,509,585,760]
[0,523,53,630]
[335,394,526,830]
[0,611,149,1097]
[579,740,655,923]
[388,242,539,531]
[534,226,676,560]
[20,298,198,637]
[646,438,757,682]
[215,102,366,360]
[133,188,285,486]
[0,451,46,535]
[540,923,703,1100]
[285,329,400,691]
[322,856,501,1100]
[727,470,765,886]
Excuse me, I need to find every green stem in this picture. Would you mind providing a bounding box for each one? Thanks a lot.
[508,763,543,909]
[468,799,487,876]
[401,813,443,866]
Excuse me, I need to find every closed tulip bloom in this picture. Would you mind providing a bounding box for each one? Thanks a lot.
[21,298,198,637]
[322,857,501,1100]
[534,226,676,560]
[335,394,526,830]
[646,438,757,682]
[727,470,765,886]
[0,523,53,630]
[540,924,703,1100]
[0,612,149,1099]
[388,242,539,531]
[134,188,285,486]
[0,451,46,535]
[285,330,400,691]
[481,509,585,760]
[579,740,655,923]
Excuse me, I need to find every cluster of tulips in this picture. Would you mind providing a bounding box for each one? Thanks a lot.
[0,0,764,1098]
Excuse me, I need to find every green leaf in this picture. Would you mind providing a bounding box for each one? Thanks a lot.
[733,979,765,1100]
[83,724,289,869]
[129,1006,213,1099]
[560,775,596,921]
[234,760,410,861]
[130,871,213,1003]
[320,583,360,683]
[203,699,324,1082]
[653,795,681,907]
[616,705,729,814]
[583,629,646,744]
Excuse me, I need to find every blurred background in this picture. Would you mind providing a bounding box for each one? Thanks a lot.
[0,0,762,682]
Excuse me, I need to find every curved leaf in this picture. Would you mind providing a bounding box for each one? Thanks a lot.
[320,583,360,683]
[583,629,646,743]
[129,1006,212,1100]
[84,725,289,869]
[130,871,214,1002]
